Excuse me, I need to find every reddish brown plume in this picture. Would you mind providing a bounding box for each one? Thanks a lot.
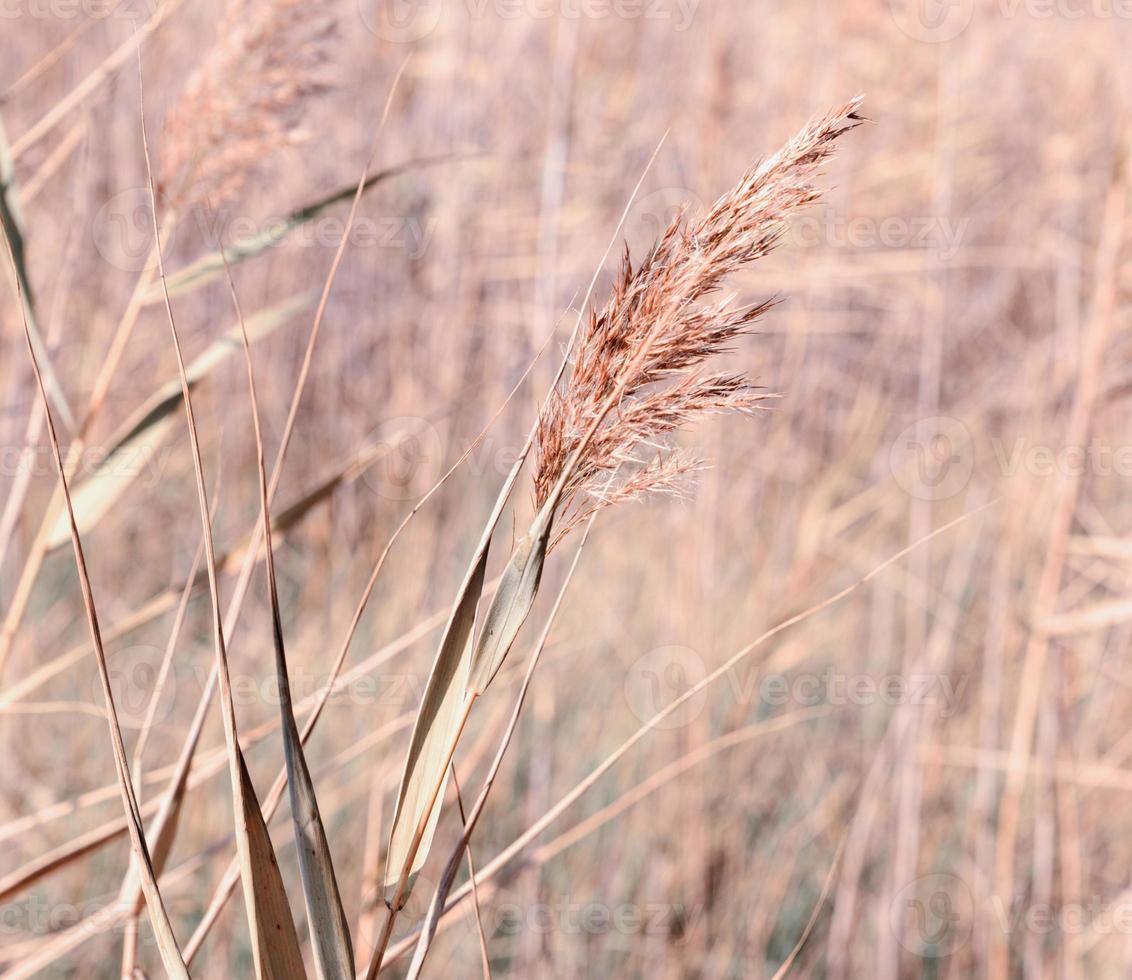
[535,97,865,543]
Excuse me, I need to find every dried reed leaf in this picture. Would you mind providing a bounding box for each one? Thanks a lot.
[4,232,190,979]
[383,550,484,899]
[278,713,355,977]
[44,414,178,550]
[466,506,553,695]
[406,509,600,979]
[234,754,309,979]
[117,786,187,915]
[382,450,534,905]
[45,291,312,549]
[138,60,307,980]
[1,118,76,431]
[229,262,354,978]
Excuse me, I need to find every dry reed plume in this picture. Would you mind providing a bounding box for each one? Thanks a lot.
[536,97,864,542]
[161,0,334,207]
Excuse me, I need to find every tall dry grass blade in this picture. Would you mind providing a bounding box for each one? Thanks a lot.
[3,237,190,979]
[378,416,554,916]
[466,505,553,695]
[136,52,306,980]
[370,472,525,976]
[224,252,355,978]
[44,291,312,549]
[118,506,215,970]
[234,756,309,977]
[1,116,76,431]
[407,510,599,978]
[382,549,486,898]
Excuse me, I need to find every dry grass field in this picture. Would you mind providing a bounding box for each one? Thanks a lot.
[2,1,1132,977]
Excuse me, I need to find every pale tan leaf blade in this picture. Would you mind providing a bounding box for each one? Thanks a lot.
[381,445,534,911]
[1,119,76,432]
[135,60,306,979]
[5,224,190,980]
[45,415,178,551]
[466,508,553,695]
[45,292,313,549]
[118,787,187,914]
[229,260,354,978]
[281,713,355,977]
[383,548,487,898]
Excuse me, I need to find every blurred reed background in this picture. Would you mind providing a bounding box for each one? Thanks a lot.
[2,0,1132,976]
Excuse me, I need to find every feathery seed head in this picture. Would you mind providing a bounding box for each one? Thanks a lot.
[161,0,335,208]
[535,97,864,540]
